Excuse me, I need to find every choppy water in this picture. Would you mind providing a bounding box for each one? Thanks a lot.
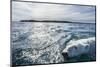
[11,21,96,66]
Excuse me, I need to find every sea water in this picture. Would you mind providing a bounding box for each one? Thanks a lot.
[11,21,96,65]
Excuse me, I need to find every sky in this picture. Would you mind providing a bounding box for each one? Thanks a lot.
[12,1,96,23]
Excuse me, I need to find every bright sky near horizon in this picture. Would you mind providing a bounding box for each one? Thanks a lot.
[12,1,96,23]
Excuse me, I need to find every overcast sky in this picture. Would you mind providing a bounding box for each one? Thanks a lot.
[12,1,96,23]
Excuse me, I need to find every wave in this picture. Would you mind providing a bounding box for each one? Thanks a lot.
[63,37,96,58]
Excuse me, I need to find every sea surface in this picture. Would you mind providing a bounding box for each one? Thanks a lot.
[11,21,96,65]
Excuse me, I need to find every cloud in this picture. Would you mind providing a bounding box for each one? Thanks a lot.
[12,1,96,23]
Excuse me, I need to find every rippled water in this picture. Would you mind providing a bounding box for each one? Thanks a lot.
[11,21,96,66]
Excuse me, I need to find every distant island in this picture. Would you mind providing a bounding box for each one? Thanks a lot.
[20,20,96,24]
[20,20,72,23]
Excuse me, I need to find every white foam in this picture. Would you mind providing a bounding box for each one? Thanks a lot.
[63,37,95,57]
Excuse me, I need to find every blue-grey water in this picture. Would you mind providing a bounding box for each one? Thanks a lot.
[12,21,95,43]
[11,21,96,65]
